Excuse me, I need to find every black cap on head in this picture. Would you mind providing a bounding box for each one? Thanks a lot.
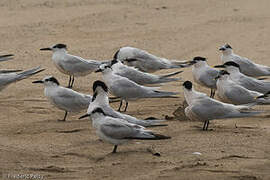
[183,81,192,90]
[193,56,206,61]
[225,44,232,49]
[53,44,67,49]
[92,108,106,115]
[93,80,108,92]
[113,49,120,60]
[45,76,60,85]
[224,61,240,68]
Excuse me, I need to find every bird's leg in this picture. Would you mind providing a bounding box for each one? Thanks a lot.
[112,145,118,153]
[123,101,129,112]
[70,75,75,88]
[118,100,123,112]
[205,120,209,131]
[67,76,72,88]
[59,111,68,121]
[203,121,207,130]
[212,90,215,99]
[210,89,214,98]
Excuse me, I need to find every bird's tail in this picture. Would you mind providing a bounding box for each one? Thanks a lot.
[160,70,183,78]
[139,118,168,127]
[0,54,14,62]
[126,131,171,140]
[255,91,270,104]
[155,70,182,83]
[0,69,22,74]
[170,60,193,68]
[238,111,262,116]
[149,90,179,98]
[16,67,45,81]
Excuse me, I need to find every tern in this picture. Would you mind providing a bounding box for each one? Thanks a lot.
[113,46,190,73]
[183,81,260,131]
[96,64,178,112]
[110,59,182,85]
[33,76,92,121]
[40,44,108,88]
[189,56,219,98]
[85,107,171,153]
[0,66,44,92]
[214,61,270,94]
[79,80,167,127]
[219,44,270,77]
[216,70,270,105]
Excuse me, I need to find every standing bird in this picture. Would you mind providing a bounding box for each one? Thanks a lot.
[0,54,14,62]
[219,44,270,77]
[189,56,219,98]
[182,81,260,131]
[0,66,44,91]
[216,70,270,105]
[214,61,270,94]
[40,44,107,88]
[110,59,182,85]
[86,107,171,153]
[113,46,190,73]
[79,80,167,127]
[33,76,92,121]
[96,64,178,112]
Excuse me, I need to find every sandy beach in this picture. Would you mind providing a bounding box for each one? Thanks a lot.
[0,0,270,179]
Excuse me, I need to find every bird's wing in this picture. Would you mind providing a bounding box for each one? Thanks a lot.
[100,119,144,139]
[0,67,44,90]
[199,68,219,88]
[238,75,269,92]
[0,69,22,74]
[121,47,170,71]
[61,54,101,73]
[52,88,91,111]
[224,84,256,103]
[0,73,18,89]
[190,98,236,120]
[110,77,155,98]
[114,65,158,84]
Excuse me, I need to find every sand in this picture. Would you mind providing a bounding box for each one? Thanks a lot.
[0,0,270,179]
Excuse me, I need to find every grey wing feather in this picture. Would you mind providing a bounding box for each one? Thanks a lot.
[224,86,255,104]
[200,68,219,88]
[238,76,270,93]
[110,78,154,98]
[62,54,101,74]
[190,99,233,120]
[0,67,44,90]
[52,88,91,111]
[100,122,141,139]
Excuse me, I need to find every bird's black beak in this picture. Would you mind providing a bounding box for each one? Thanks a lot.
[214,65,226,68]
[187,60,196,65]
[95,69,102,73]
[219,47,226,51]
[215,75,221,80]
[79,114,90,119]
[0,54,14,58]
[40,47,52,51]
[32,80,44,84]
